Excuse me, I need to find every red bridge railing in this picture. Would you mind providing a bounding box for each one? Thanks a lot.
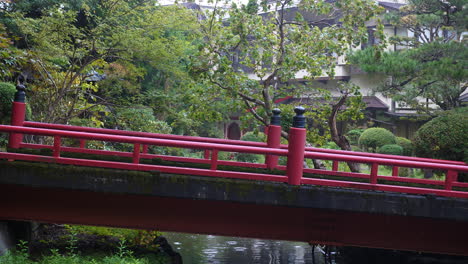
[1,84,468,198]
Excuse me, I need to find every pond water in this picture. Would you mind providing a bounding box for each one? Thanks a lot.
[164,232,332,264]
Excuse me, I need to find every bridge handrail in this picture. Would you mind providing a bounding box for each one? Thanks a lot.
[23,121,267,147]
[23,121,466,166]
[2,124,468,173]
[2,124,468,198]
[0,125,286,156]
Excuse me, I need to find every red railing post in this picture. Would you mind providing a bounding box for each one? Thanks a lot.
[53,136,61,158]
[445,170,458,190]
[370,163,379,184]
[392,166,399,177]
[265,108,282,169]
[79,139,86,148]
[210,149,218,170]
[8,84,27,149]
[286,107,306,185]
[204,149,211,160]
[142,144,148,154]
[133,143,141,164]
[332,161,339,171]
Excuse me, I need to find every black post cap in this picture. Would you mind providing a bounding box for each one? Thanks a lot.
[292,106,306,128]
[14,84,26,103]
[270,108,281,126]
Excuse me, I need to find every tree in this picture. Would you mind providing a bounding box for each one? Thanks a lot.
[193,0,383,131]
[413,107,467,163]
[1,1,217,137]
[349,0,468,112]
[191,0,383,170]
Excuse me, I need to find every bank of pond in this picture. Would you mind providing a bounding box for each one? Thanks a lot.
[1,224,468,264]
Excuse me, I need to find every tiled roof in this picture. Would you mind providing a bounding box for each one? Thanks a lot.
[277,95,389,110]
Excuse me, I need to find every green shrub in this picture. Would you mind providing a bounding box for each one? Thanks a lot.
[323,141,339,150]
[234,131,265,163]
[346,128,365,145]
[413,107,468,162]
[240,131,266,142]
[396,137,413,156]
[358,127,396,152]
[378,144,403,156]
[0,82,16,123]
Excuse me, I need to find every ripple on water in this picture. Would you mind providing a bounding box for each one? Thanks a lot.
[203,249,219,255]
[233,247,247,252]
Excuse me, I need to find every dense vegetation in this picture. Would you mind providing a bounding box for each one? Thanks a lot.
[0,224,170,264]
[413,107,468,163]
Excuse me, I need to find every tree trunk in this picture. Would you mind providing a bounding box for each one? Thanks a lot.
[329,94,360,173]
[282,131,327,170]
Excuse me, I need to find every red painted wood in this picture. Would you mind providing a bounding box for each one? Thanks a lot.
[53,136,61,158]
[25,121,465,166]
[24,121,267,148]
[0,125,287,156]
[210,149,218,170]
[286,127,306,185]
[2,124,468,198]
[370,163,379,184]
[18,143,269,169]
[0,152,289,183]
[301,177,468,198]
[445,170,458,190]
[1,184,467,255]
[332,161,339,171]
[8,102,26,148]
[265,125,281,169]
[296,145,466,165]
[133,143,140,164]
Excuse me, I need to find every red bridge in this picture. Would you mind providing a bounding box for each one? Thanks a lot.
[1,85,468,256]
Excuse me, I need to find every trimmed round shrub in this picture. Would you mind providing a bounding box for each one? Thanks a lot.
[358,127,396,152]
[0,82,16,123]
[346,128,365,145]
[240,131,266,142]
[396,137,413,156]
[413,108,468,162]
[378,144,403,156]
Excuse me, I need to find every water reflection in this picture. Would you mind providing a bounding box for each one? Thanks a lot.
[164,232,326,264]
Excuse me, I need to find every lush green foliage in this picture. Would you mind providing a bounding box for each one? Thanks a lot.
[396,137,413,156]
[358,127,396,152]
[235,131,266,163]
[0,247,161,264]
[345,128,365,146]
[378,144,403,156]
[349,0,467,111]
[0,82,16,123]
[66,225,162,249]
[0,1,223,137]
[192,0,384,140]
[413,107,468,162]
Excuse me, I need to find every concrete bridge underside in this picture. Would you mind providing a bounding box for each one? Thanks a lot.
[1,161,468,255]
